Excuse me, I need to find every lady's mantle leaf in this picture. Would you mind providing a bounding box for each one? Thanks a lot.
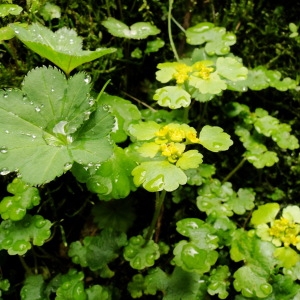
[153,86,191,109]
[199,125,233,152]
[132,161,187,192]
[0,67,114,185]
[10,23,116,75]
[102,17,160,39]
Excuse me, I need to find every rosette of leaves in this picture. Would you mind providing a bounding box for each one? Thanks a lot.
[123,235,160,270]
[0,67,114,185]
[0,214,51,255]
[10,23,116,75]
[68,228,127,277]
[173,218,219,274]
[226,102,299,168]
[0,178,40,221]
[154,55,248,107]
[251,204,300,269]
[128,121,232,192]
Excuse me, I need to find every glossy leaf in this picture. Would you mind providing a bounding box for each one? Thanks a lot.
[0,4,22,17]
[102,17,160,39]
[145,39,165,53]
[123,235,160,270]
[199,125,233,152]
[99,94,141,143]
[0,214,51,255]
[20,275,45,300]
[153,86,191,109]
[0,67,114,185]
[0,178,40,221]
[250,203,280,225]
[216,57,248,81]
[207,266,230,299]
[86,285,111,300]
[11,23,116,75]
[132,161,187,192]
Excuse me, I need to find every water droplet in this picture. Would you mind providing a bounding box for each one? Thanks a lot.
[64,162,72,171]
[102,104,110,111]
[51,88,55,92]
[15,30,19,34]
[4,130,9,134]
[83,111,91,120]
[70,39,74,44]
[84,75,91,84]
[88,98,95,106]
[0,168,10,175]
[29,101,34,105]
[3,93,8,98]
[0,146,8,154]
[31,135,37,139]
[35,106,41,112]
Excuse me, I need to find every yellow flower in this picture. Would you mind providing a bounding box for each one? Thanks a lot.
[192,61,214,80]
[173,63,192,84]
[160,142,185,163]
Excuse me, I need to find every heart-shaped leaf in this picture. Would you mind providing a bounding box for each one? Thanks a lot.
[102,17,160,40]
[0,67,114,185]
[10,23,116,75]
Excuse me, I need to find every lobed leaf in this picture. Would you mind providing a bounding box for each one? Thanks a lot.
[0,214,51,255]
[207,266,230,299]
[20,275,46,300]
[0,67,114,185]
[216,57,248,81]
[10,23,116,75]
[0,4,22,17]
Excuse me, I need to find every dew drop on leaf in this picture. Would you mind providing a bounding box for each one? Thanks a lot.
[0,168,10,175]
[84,75,91,84]
[0,147,8,154]
[63,162,73,171]
[35,107,41,112]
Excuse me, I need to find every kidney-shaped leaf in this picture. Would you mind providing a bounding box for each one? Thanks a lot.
[10,23,116,75]
[0,67,114,185]
[102,17,160,39]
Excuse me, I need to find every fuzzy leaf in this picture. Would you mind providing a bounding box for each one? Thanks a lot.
[20,275,45,300]
[102,17,160,39]
[153,86,191,109]
[0,214,51,255]
[132,161,187,192]
[216,57,248,81]
[11,23,116,75]
[0,178,40,221]
[92,199,136,232]
[99,94,141,143]
[123,235,160,270]
[68,229,127,273]
[199,125,233,152]
[0,67,114,185]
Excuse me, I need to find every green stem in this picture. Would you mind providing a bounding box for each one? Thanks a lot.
[19,256,32,275]
[145,190,167,243]
[168,0,180,61]
[222,157,247,183]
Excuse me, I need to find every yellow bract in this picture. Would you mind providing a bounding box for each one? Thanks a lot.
[172,61,214,84]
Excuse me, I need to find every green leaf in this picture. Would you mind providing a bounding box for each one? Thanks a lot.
[128,121,161,141]
[233,265,273,298]
[251,203,280,225]
[145,39,165,53]
[199,125,233,152]
[123,235,160,270]
[176,150,203,170]
[216,57,248,81]
[128,274,146,298]
[155,62,178,83]
[0,178,40,221]
[92,199,136,232]
[0,214,51,255]
[227,188,255,215]
[132,161,187,192]
[10,23,116,75]
[0,25,15,41]
[185,163,216,186]
[39,2,61,21]
[153,86,191,109]
[55,269,87,300]
[20,275,45,300]
[274,247,300,269]
[189,72,227,94]
[102,17,160,40]
[0,67,114,185]
[144,267,203,300]
[86,285,111,300]
[0,4,22,17]
[243,67,270,90]
[68,229,127,273]
[84,147,137,200]
[207,266,230,299]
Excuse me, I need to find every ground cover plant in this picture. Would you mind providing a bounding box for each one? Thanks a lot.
[0,0,300,299]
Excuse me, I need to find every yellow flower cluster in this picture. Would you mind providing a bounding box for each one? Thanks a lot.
[155,124,200,163]
[269,217,300,248]
[173,61,214,84]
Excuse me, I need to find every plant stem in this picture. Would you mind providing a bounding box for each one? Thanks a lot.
[168,0,180,61]
[222,157,247,183]
[145,190,167,243]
